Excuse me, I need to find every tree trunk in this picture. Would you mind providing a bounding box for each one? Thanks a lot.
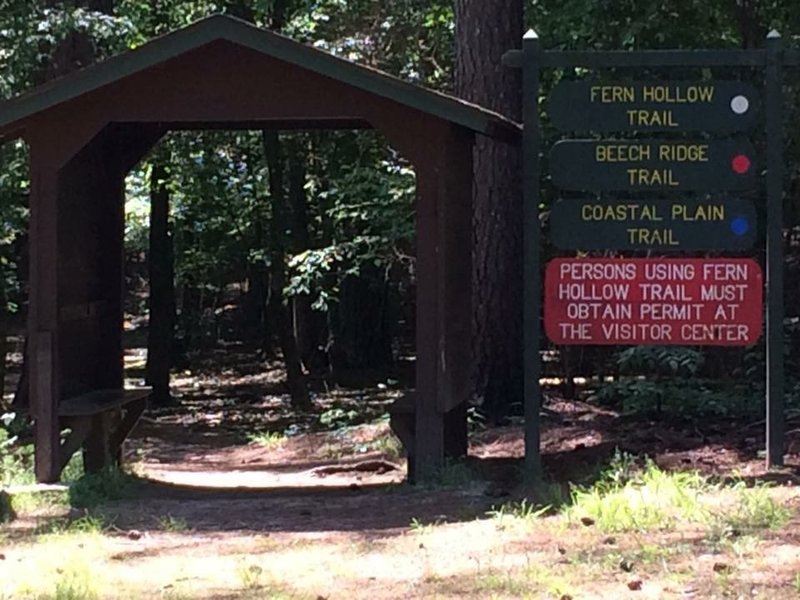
[263,132,311,411]
[455,0,524,421]
[145,163,176,406]
[286,143,326,370]
[329,273,394,372]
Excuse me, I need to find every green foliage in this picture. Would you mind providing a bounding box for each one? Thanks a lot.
[0,412,34,486]
[591,346,760,417]
[318,406,360,429]
[567,462,708,532]
[247,430,287,448]
[36,514,106,537]
[68,468,136,509]
[617,346,703,376]
[432,459,476,488]
[565,451,794,535]
[30,561,100,600]
[487,498,551,521]
[718,482,792,532]
[592,377,758,417]
[158,514,190,532]
[235,560,265,591]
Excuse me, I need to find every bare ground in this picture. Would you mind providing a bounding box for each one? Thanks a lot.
[3,347,800,598]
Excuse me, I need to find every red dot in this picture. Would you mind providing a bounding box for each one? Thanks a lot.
[732,154,751,174]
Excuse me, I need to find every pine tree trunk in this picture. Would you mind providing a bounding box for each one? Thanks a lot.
[145,163,175,406]
[455,0,524,421]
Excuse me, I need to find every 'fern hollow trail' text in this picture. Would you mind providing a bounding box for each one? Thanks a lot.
[590,84,715,128]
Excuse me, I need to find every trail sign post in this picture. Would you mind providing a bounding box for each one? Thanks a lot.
[509,31,794,480]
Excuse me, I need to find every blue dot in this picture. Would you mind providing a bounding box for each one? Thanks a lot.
[731,217,749,236]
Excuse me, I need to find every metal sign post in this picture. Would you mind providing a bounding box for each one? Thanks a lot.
[765,31,784,468]
[522,29,543,482]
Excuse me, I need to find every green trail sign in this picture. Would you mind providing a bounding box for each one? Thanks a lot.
[510,33,794,475]
[549,81,759,132]
[549,139,756,191]
[549,197,757,251]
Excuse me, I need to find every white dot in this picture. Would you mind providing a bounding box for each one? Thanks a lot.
[730,95,750,115]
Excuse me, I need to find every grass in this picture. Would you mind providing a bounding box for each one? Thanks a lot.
[488,498,551,521]
[68,467,136,509]
[236,561,265,590]
[157,514,189,532]
[46,563,99,600]
[474,563,575,599]
[35,514,106,537]
[361,432,403,460]
[563,453,792,536]
[1,445,797,599]
[409,516,442,535]
[247,430,287,448]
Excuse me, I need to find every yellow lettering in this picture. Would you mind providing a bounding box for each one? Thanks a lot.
[658,143,709,162]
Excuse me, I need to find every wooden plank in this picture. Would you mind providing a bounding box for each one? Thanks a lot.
[58,388,151,417]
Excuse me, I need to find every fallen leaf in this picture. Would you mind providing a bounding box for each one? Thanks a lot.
[627,579,643,591]
[713,562,731,573]
[580,516,595,527]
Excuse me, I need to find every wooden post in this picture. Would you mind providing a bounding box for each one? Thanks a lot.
[29,152,60,483]
[412,124,474,481]
[413,156,445,480]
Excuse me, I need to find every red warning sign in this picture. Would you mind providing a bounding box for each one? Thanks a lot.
[544,258,763,346]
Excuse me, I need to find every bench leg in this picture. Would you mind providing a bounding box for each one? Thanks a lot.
[58,417,92,475]
[110,398,146,461]
[83,412,115,473]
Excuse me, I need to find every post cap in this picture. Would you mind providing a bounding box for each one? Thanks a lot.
[524,29,539,40]
[767,29,781,39]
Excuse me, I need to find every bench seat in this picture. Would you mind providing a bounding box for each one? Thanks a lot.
[58,388,151,417]
[56,387,151,475]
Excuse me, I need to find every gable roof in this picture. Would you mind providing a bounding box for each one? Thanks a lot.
[0,15,520,141]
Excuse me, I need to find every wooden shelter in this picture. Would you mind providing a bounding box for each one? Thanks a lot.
[0,15,520,482]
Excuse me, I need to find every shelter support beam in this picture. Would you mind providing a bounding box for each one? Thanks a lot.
[29,153,60,483]
[412,124,473,481]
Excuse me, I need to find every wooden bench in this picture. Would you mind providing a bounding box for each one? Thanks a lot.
[388,393,467,483]
[56,388,151,474]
